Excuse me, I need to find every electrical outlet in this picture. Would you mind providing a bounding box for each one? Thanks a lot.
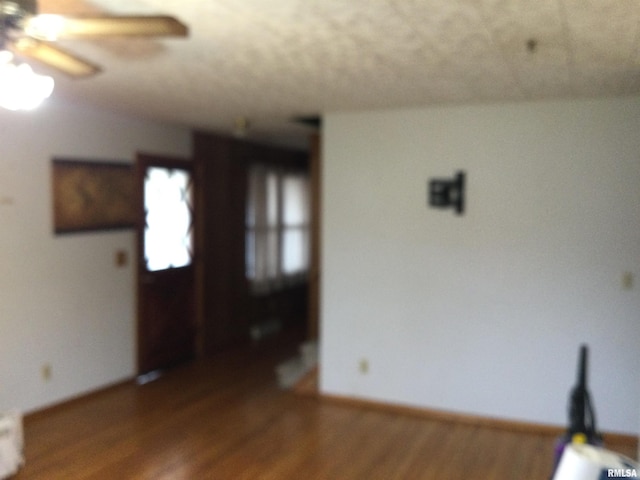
[358,358,369,374]
[41,363,52,381]
[115,250,129,267]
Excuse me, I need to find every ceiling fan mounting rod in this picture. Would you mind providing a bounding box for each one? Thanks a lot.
[1,0,35,15]
[1,1,29,39]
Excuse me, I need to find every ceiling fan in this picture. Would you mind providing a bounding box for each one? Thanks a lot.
[0,0,188,78]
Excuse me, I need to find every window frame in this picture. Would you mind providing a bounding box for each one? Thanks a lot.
[245,163,310,294]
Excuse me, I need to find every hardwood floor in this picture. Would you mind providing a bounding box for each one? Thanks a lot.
[16,331,637,479]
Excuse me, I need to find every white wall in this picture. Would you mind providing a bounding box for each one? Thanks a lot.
[0,98,190,413]
[321,97,640,435]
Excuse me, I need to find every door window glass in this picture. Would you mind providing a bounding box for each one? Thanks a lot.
[144,166,193,271]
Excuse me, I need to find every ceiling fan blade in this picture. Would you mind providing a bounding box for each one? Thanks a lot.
[27,15,188,39]
[11,38,101,77]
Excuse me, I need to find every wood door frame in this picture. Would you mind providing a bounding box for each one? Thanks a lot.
[135,152,201,374]
[308,134,321,341]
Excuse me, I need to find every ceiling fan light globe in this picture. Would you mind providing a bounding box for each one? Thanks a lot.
[0,50,14,63]
[0,61,53,110]
[25,14,66,41]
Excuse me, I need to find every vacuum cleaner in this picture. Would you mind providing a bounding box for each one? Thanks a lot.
[551,344,602,477]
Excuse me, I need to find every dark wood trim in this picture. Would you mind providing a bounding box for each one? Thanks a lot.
[193,131,310,354]
[320,392,639,448]
[24,377,134,423]
[16,335,638,478]
[308,133,321,341]
[193,133,247,353]
[298,367,637,447]
[135,153,196,375]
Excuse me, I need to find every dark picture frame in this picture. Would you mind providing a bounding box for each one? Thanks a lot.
[52,158,135,234]
[428,170,465,215]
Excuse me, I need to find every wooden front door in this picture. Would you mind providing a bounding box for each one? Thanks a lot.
[136,153,196,375]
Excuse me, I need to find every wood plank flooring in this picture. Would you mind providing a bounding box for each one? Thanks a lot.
[16,331,637,479]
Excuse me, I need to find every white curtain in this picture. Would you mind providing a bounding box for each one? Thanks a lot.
[246,165,309,293]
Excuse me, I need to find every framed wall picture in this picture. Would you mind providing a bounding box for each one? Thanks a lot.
[428,170,465,215]
[52,158,136,234]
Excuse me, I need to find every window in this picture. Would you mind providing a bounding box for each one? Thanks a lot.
[246,165,310,292]
[144,166,194,271]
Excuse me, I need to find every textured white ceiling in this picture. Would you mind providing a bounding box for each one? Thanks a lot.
[36,0,640,146]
